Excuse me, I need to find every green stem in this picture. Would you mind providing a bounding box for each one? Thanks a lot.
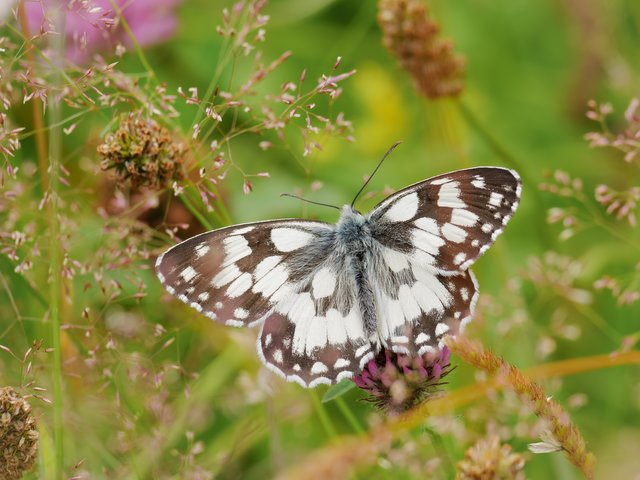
[309,390,337,438]
[335,397,364,435]
[108,0,156,82]
[48,5,65,478]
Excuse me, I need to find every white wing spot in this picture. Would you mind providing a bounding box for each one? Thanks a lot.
[453,252,467,266]
[215,302,223,310]
[264,333,272,347]
[441,223,467,243]
[312,267,337,299]
[233,226,255,235]
[355,345,371,358]
[254,255,282,280]
[460,287,470,301]
[190,302,202,312]
[311,361,328,374]
[223,235,251,264]
[382,247,410,272]
[234,308,249,319]
[489,192,503,208]
[481,223,493,234]
[384,192,419,222]
[293,363,301,371]
[471,176,485,189]
[226,272,252,298]
[471,239,480,247]
[451,209,479,227]
[326,309,348,345]
[431,177,451,186]
[435,322,450,336]
[180,266,198,283]
[195,243,210,258]
[334,358,351,369]
[418,345,436,355]
[398,284,421,322]
[271,228,313,252]
[414,217,439,235]
[272,349,283,364]
[253,264,288,297]
[212,264,241,288]
[198,292,209,302]
[415,332,431,344]
[438,182,466,208]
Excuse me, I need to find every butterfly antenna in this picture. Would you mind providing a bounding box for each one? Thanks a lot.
[350,141,402,208]
[280,193,341,211]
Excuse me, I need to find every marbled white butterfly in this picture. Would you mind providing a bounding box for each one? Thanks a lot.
[155,161,521,388]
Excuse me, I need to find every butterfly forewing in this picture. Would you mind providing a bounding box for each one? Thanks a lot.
[369,167,521,273]
[156,220,331,327]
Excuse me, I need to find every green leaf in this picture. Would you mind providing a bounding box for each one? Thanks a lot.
[321,379,356,403]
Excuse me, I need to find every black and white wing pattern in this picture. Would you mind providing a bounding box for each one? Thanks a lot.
[156,165,521,388]
[366,167,520,355]
[156,220,374,387]
[368,167,521,273]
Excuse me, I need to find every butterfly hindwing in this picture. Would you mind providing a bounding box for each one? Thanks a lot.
[372,262,478,356]
[155,220,332,327]
[369,167,521,273]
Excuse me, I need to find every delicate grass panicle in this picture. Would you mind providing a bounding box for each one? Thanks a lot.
[444,336,596,480]
[377,0,465,98]
[353,346,452,415]
[456,435,525,480]
[0,387,39,480]
[541,99,640,308]
[98,113,188,189]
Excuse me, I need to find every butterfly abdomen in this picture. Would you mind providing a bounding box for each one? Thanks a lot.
[335,206,379,342]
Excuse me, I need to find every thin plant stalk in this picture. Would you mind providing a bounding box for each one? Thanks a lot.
[48,4,65,478]
[18,2,49,192]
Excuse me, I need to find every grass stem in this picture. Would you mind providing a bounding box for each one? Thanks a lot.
[47,5,65,477]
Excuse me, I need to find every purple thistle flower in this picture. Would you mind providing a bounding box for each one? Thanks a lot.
[22,0,181,64]
[353,346,453,415]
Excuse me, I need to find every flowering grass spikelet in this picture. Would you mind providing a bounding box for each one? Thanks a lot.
[0,387,39,480]
[98,114,187,189]
[377,0,465,99]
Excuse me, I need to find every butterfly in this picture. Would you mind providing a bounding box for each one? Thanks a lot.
[155,163,521,388]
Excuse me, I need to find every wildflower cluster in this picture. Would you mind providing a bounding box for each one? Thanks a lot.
[377,0,465,99]
[0,387,38,480]
[353,346,452,414]
[456,435,525,480]
[98,114,187,189]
